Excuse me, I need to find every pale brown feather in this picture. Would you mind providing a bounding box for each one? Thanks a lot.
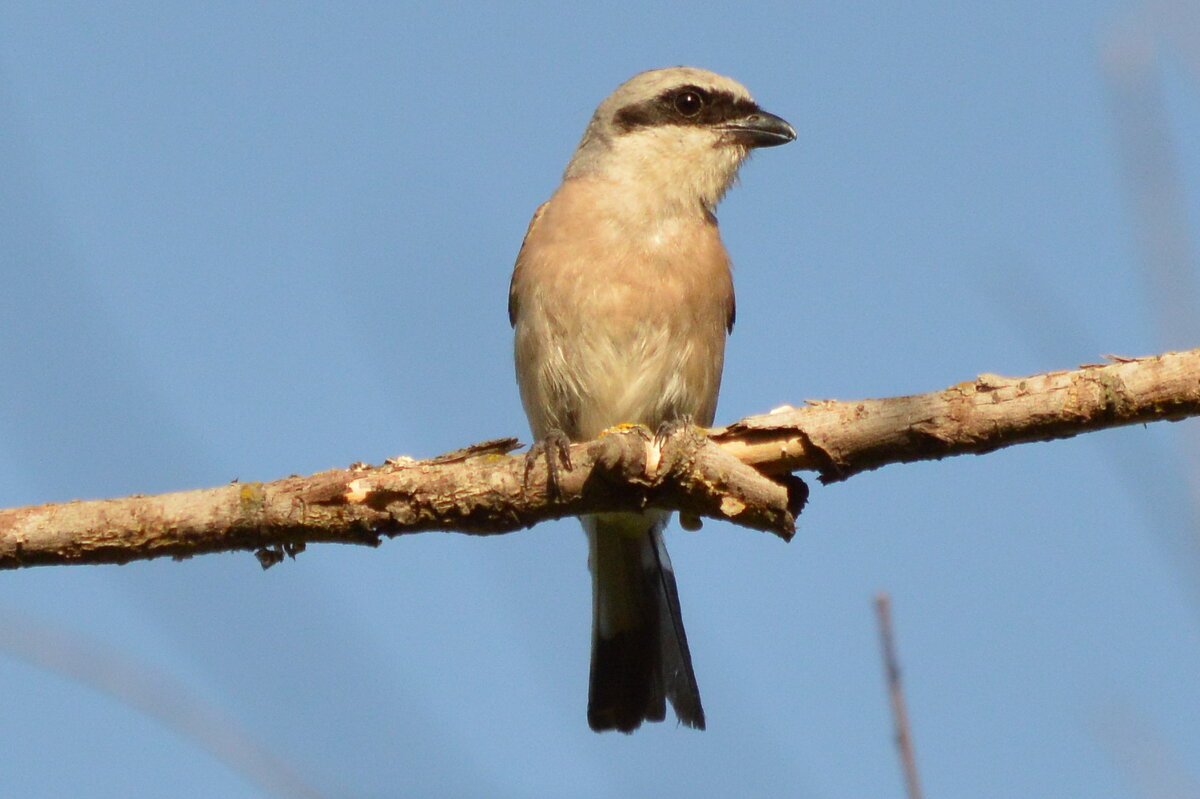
[511,177,734,441]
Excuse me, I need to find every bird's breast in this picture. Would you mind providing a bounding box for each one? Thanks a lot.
[512,181,735,439]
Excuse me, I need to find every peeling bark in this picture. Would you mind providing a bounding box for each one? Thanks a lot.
[2,349,1198,569]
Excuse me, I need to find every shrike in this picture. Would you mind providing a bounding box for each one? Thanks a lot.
[509,67,794,732]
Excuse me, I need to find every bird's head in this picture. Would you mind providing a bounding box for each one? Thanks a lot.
[565,67,795,214]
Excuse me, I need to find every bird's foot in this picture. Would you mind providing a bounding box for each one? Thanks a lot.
[653,415,698,450]
[524,429,574,500]
[653,417,706,530]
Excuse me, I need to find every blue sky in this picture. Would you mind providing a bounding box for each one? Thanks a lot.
[2,1,1199,797]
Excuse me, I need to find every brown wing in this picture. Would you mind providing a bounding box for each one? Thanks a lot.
[507,201,550,328]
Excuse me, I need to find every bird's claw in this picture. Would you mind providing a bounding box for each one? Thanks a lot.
[524,429,574,500]
[653,415,697,449]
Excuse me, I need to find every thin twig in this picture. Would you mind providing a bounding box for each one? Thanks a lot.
[875,593,924,799]
[0,609,327,799]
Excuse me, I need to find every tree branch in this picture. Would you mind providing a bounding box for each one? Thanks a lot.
[714,348,1200,481]
[3,349,1198,569]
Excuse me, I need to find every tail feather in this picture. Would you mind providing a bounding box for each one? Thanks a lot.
[649,529,705,728]
[584,512,705,733]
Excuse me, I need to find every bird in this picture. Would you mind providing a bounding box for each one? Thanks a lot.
[508,66,795,733]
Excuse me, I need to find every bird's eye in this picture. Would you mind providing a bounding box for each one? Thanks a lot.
[673,89,705,117]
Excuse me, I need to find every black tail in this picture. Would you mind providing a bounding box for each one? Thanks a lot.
[584,512,705,733]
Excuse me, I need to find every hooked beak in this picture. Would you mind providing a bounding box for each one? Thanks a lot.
[720,109,796,148]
